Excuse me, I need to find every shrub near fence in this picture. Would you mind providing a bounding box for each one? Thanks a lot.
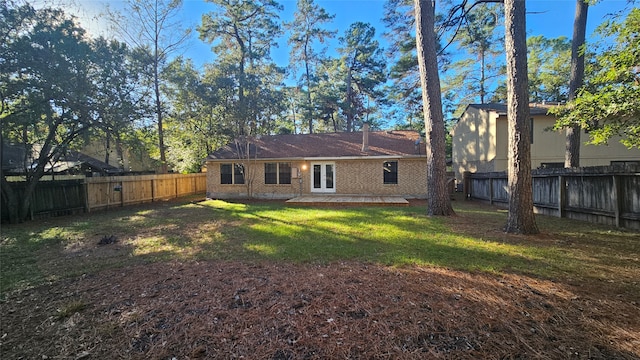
[464,165,640,230]
[1,173,207,222]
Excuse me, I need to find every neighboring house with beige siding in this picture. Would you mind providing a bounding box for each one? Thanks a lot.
[451,103,640,182]
[205,125,428,199]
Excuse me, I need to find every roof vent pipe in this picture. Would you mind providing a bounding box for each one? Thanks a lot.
[362,122,370,152]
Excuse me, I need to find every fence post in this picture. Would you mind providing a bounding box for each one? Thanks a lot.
[107,178,111,210]
[83,180,89,213]
[612,174,621,227]
[151,177,156,202]
[489,176,494,205]
[558,175,565,218]
[463,171,471,199]
[29,188,34,220]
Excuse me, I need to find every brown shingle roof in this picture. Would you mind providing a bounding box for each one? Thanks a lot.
[65,151,121,173]
[207,130,425,160]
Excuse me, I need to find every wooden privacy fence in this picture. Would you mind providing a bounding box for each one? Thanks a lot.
[1,179,87,221]
[463,166,640,229]
[85,173,206,211]
[1,173,206,222]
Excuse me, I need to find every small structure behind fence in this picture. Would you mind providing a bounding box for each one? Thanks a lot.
[463,165,640,229]
[1,173,207,222]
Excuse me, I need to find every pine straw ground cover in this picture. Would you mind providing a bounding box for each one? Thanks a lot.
[1,196,639,359]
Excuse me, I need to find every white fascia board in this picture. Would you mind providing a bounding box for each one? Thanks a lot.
[302,155,426,161]
[205,155,426,162]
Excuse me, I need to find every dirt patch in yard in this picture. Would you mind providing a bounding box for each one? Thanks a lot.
[2,260,639,359]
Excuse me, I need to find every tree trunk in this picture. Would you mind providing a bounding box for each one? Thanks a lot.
[105,132,111,165]
[504,0,539,234]
[346,66,354,132]
[1,178,20,223]
[238,56,246,135]
[1,141,31,223]
[413,0,454,216]
[155,73,167,173]
[291,96,297,134]
[565,0,588,168]
[1,132,21,223]
[235,22,248,136]
[154,13,168,174]
[18,176,39,221]
[115,134,126,171]
[480,48,486,103]
[304,42,314,134]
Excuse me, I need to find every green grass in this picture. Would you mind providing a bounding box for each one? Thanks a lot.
[1,196,639,295]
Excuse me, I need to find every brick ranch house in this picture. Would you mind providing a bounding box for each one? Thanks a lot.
[205,125,428,200]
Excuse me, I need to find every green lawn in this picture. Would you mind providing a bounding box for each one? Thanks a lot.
[1,196,638,296]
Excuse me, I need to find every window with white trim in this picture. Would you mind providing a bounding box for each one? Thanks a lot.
[383,161,398,184]
[265,162,292,184]
[220,163,245,184]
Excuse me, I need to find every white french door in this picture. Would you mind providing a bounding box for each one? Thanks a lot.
[311,162,335,193]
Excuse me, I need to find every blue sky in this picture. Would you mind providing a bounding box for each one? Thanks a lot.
[70,0,633,70]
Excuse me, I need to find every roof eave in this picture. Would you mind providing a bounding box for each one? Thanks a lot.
[205,154,427,162]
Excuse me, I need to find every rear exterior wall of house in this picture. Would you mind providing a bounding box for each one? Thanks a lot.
[333,158,427,198]
[206,158,428,200]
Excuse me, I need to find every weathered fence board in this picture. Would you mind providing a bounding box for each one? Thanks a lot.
[464,166,640,229]
[1,180,87,222]
[533,176,558,206]
[31,180,86,219]
[2,173,207,222]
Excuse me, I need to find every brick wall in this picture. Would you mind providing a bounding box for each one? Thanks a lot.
[334,158,427,198]
[206,160,305,199]
[206,158,428,199]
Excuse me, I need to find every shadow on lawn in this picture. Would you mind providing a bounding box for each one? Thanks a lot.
[1,198,638,358]
[2,197,638,298]
[195,201,571,278]
[194,199,639,297]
